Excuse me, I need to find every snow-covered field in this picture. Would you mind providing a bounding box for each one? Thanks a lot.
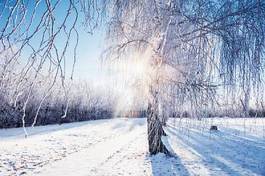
[0,118,265,176]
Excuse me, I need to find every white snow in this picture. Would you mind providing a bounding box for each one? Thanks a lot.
[0,118,265,176]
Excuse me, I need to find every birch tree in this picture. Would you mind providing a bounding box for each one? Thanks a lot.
[104,0,265,154]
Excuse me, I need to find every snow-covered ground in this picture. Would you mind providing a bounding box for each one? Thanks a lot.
[0,118,265,176]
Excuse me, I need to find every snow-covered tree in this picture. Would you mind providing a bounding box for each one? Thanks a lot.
[103,0,265,154]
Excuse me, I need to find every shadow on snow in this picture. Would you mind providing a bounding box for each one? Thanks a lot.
[165,124,265,176]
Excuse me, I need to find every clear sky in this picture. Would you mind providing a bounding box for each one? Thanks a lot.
[0,1,108,82]
[72,28,106,81]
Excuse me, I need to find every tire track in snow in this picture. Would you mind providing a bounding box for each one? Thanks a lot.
[89,129,146,175]
[0,119,140,176]
[36,125,146,176]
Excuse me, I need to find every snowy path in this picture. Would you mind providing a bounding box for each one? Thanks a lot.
[37,120,146,176]
[1,118,265,176]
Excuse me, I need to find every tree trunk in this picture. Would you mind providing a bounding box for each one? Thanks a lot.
[147,93,169,155]
[161,103,168,126]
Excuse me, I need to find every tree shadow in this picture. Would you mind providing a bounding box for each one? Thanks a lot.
[147,143,191,176]
[166,125,265,176]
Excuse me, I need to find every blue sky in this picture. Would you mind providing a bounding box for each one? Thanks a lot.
[73,27,106,81]
[0,0,108,81]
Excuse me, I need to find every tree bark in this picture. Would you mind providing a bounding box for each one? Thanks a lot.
[147,94,169,155]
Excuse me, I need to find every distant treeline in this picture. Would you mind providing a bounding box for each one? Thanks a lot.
[172,109,265,118]
[0,101,113,128]
[0,81,115,129]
